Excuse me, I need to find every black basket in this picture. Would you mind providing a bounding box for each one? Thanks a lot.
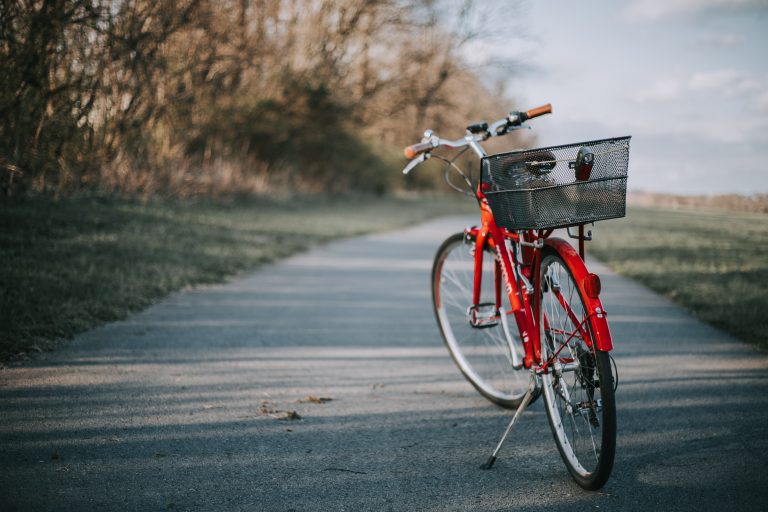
[481,136,631,230]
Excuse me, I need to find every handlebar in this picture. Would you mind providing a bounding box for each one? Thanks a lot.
[519,103,552,123]
[404,141,434,159]
[402,103,553,162]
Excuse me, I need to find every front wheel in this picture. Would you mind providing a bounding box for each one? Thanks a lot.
[539,251,616,490]
[432,233,531,408]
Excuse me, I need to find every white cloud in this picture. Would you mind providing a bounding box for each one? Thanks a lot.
[631,70,765,104]
[688,70,761,95]
[757,91,768,113]
[631,78,684,102]
[696,33,747,47]
[621,111,768,145]
[623,0,768,22]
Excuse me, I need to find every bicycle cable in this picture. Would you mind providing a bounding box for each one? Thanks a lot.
[431,147,474,196]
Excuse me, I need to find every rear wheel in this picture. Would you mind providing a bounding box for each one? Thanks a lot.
[432,233,530,408]
[539,252,616,490]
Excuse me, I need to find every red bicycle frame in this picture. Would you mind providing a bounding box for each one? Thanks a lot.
[466,189,614,372]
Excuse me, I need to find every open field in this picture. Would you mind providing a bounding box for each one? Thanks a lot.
[0,195,474,361]
[628,191,768,213]
[589,206,768,350]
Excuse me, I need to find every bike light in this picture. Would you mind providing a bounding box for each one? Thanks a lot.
[574,147,595,181]
[583,273,601,298]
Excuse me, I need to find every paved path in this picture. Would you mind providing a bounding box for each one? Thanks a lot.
[2,217,767,511]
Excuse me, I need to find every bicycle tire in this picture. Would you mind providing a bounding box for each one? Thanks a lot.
[432,233,531,408]
[539,250,616,490]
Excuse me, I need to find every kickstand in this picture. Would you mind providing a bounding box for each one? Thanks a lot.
[480,374,539,470]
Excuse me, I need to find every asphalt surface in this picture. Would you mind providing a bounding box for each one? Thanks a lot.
[2,216,767,512]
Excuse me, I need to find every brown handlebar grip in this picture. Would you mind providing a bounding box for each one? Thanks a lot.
[525,103,553,120]
[404,142,433,159]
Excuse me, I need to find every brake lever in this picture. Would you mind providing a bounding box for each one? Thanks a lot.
[402,152,430,175]
[490,116,530,137]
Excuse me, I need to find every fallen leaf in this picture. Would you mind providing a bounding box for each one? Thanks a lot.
[298,395,333,404]
[275,410,301,421]
[259,401,278,415]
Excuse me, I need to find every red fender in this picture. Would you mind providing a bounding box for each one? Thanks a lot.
[543,237,613,352]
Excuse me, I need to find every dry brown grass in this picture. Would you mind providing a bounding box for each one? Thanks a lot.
[628,191,768,214]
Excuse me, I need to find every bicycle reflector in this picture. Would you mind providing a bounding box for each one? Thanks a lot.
[583,273,601,298]
[574,146,595,181]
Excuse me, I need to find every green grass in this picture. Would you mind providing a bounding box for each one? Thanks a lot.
[1,194,475,360]
[589,206,768,350]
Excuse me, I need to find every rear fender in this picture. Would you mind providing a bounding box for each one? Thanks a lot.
[543,238,613,352]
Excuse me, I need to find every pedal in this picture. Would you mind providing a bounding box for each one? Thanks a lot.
[468,303,500,329]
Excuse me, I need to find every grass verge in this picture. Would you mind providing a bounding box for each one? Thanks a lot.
[590,206,768,350]
[1,194,475,361]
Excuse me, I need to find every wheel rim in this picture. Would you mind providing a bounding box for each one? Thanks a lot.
[540,256,606,478]
[434,236,527,403]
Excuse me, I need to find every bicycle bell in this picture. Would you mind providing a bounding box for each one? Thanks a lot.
[574,146,595,181]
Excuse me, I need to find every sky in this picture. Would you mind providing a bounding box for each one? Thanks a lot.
[469,0,768,195]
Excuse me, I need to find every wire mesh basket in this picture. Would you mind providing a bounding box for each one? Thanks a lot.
[481,136,631,230]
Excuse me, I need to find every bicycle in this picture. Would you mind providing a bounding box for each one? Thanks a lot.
[402,104,630,490]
